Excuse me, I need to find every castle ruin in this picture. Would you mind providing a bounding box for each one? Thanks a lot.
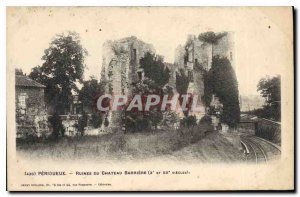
[100,36,155,130]
[100,32,234,130]
[174,32,235,120]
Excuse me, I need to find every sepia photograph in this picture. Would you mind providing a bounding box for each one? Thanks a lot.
[6,6,294,191]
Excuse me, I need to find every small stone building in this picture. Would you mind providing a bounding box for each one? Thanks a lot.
[15,75,49,138]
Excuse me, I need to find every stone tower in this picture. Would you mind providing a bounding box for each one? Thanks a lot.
[100,36,155,131]
[174,32,235,120]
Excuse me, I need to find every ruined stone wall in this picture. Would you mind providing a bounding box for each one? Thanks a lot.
[168,68,177,89]
[101,36,155,95]
[184,37,207,97]
[213,32,235,69]
[193,40,213,71]
[174,45,185,70]
[175,32,234,72]
[175,36,212,73]
[100,37,155,130]
[174,32,235,120]
[99,33,235,127]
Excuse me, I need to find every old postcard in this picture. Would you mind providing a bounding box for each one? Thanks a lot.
[7,7,294,191]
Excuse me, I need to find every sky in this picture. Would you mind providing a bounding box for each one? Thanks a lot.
[7,7,293,96]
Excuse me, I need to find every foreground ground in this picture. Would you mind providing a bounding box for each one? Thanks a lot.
[164,131,245,163]
[17,129,245,163]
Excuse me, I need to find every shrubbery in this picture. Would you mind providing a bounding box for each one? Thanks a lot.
[199,115,212,124]
[180,115,197,128]
[91,112,102,128]
[123,52,171,133]
[75,112,88,136]
[255,121,281,145]
[49,113,65,140]
[198,115,214,135]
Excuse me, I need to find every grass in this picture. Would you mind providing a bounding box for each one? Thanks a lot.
[17,123,245,163]
[17,125,209,161]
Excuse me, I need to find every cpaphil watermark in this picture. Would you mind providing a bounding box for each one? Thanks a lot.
[96,94,205,113]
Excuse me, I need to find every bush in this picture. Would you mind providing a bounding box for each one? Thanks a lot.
[16,128,39,144]
[140,52,170,87]
[171,125,208,150]
[104,116,109,127]
[198,115,213,135]
[199,115,212,124]
[180,115,197,128]
[255,121,281,145]
[75,112,88,136]
[49,113,65,140]
[124,112,152,133]
[91,112,102,128]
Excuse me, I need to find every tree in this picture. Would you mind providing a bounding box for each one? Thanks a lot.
[176,68,190,95]
[29,32,88,114]
[78,76,106,112]
[78,77,106,129]
[140,52,170,87]
[206,56,240,128]
[257,75,281,121]
[202,69,213,106]
[176,68,190,117]
[198,31,227,44]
